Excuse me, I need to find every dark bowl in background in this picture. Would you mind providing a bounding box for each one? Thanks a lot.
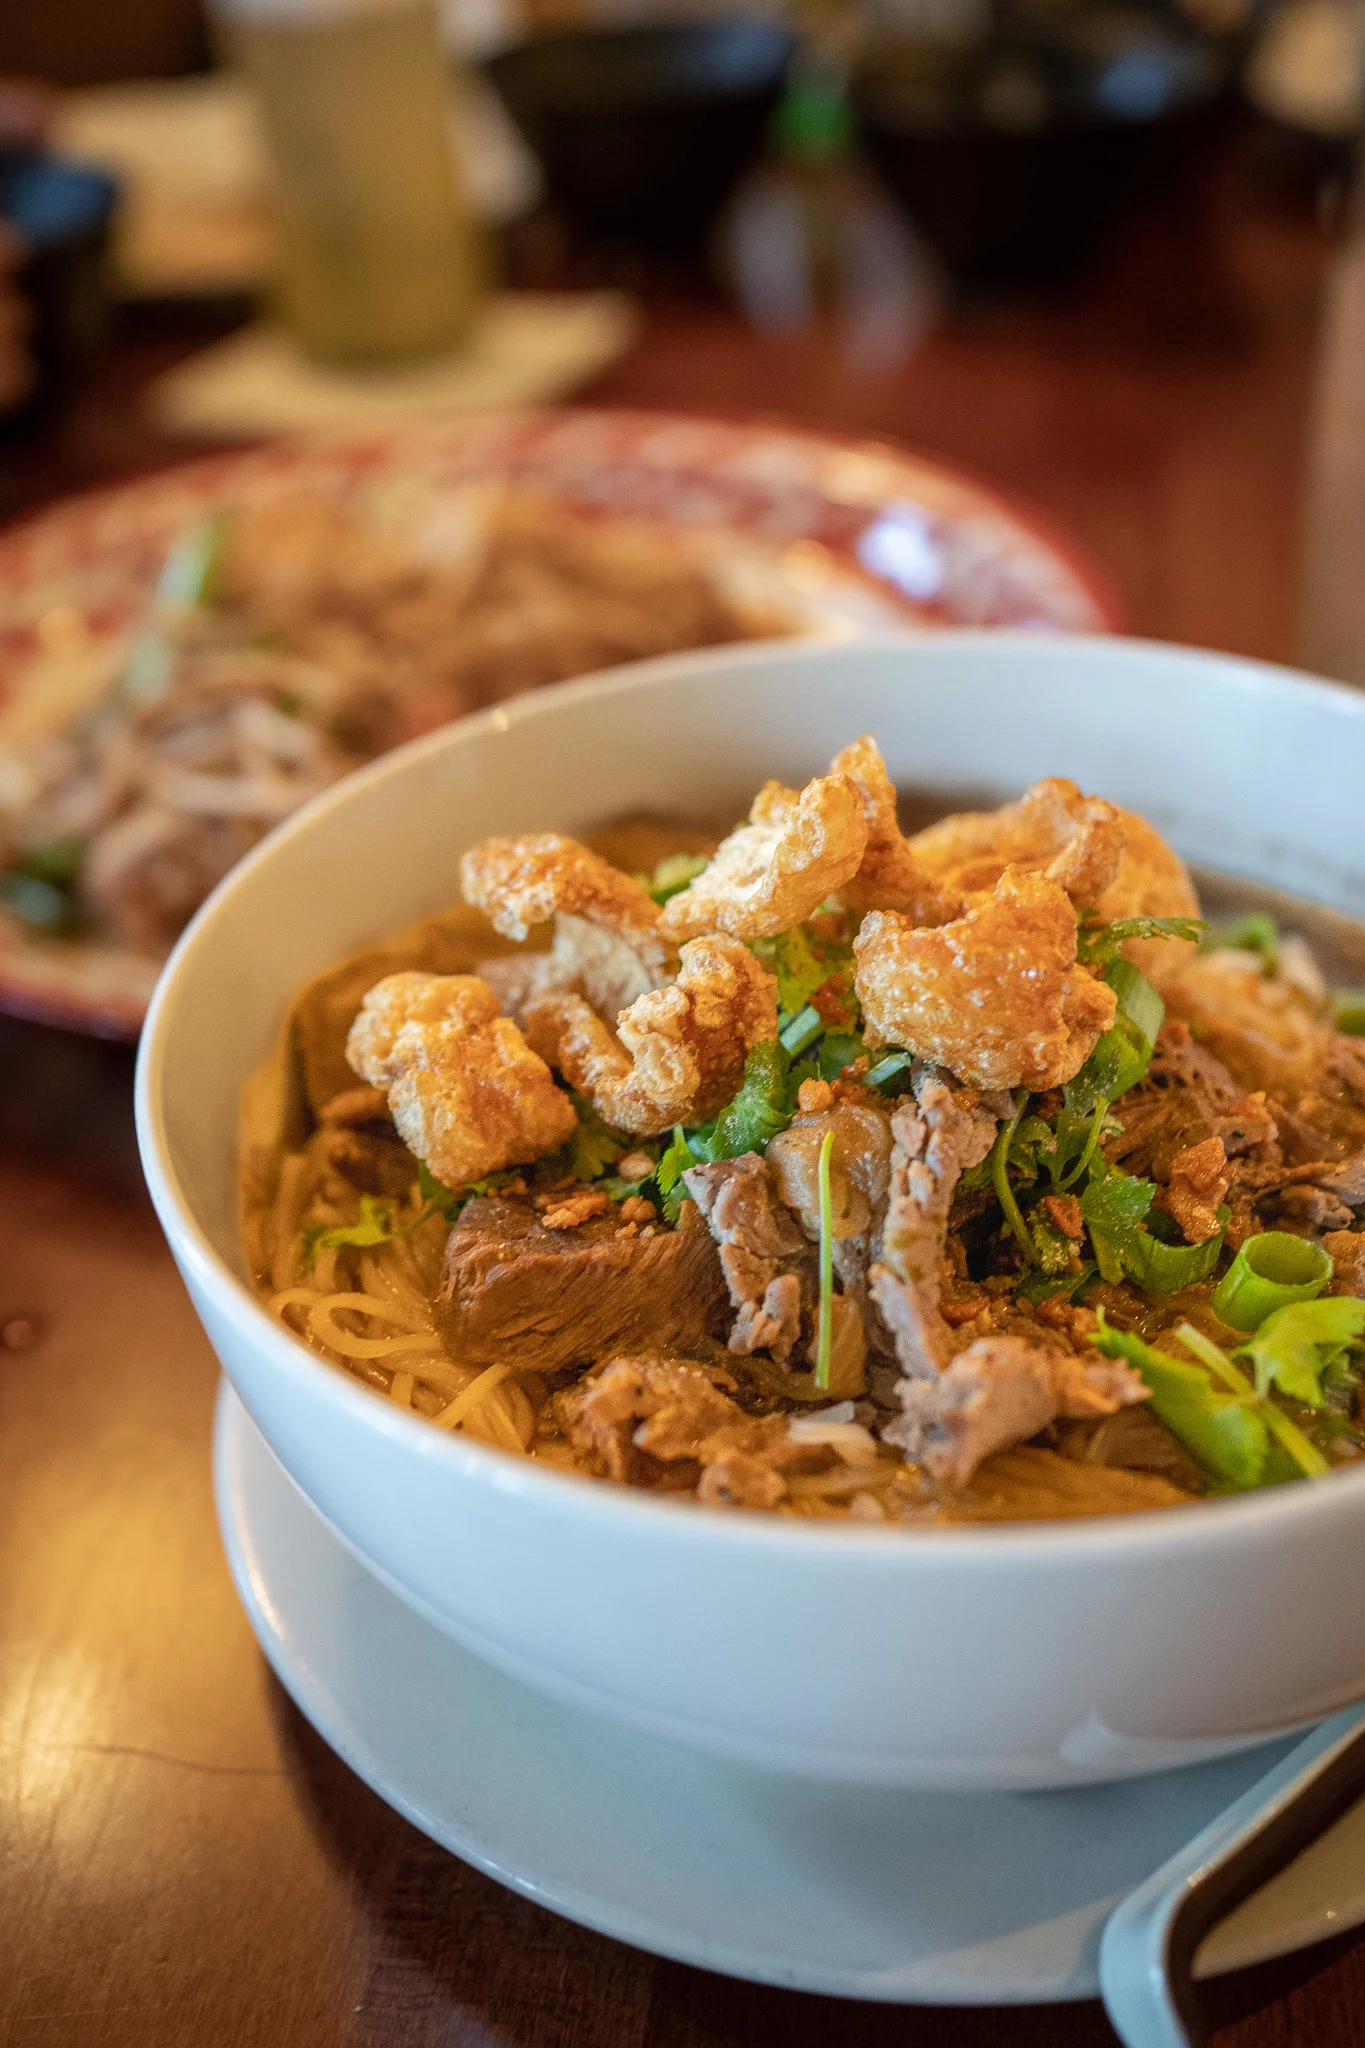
[1,153,117,424]
[852,13,1228,290]
[487,21,793,253]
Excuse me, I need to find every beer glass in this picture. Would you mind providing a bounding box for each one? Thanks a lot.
[213,0,485,365]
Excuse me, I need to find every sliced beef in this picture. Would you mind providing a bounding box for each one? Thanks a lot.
[437,1196,728,1369]
[870,1071,1004,1382]
[1107,1022,1280,1181]
[882,1333,1147,1486]
[683,1153,813,1363]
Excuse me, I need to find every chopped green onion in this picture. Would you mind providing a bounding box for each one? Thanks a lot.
[1211,1232,1333,1332]
[648,853,709,905]
[1107,957,1166,1049]
[779,1004,823,1056]
[865,1049,913,1089]
[1175,1322,1329,1479]
[814,1127,835,1391]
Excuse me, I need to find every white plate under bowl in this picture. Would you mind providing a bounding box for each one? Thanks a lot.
[215,1382,1365,2005]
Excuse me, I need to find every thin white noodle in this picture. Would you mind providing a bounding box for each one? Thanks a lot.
[307,1304,444,1358]
[390,1371,414,1408]
[434,1361,512,1431]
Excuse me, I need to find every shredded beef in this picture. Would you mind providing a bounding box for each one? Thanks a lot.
[870,1071,1005,1381]
[883,1333,1147,1485]
[683,1153,813,1362]
[553,1353,833,1504]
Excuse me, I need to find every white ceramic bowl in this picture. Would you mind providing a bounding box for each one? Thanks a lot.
[136,633,1365,1791]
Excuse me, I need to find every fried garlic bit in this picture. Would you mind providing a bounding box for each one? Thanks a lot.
[853,868,1117,1091]
[907,776,1127,911]
[828,735,963,924]
[460,832,671,966]
[658,773,867,943]
[526,935,778,1135]
[346,971,575,1187]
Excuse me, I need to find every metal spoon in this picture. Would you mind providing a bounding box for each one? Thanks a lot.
[1100,1704,1365,2047]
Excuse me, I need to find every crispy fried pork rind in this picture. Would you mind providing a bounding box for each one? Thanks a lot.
[828,735,963,924]
[907,777,1127,911]
[853,868,1118,1091]
[525,934,778,1135]
[346,971,576,1186]
[460,832,671,965]
[657,773,867,943]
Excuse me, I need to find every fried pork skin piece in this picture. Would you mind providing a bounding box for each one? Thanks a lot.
[828,735,963,924]
[907,777,1200,980]
[477,912,668,1027]
[658,772,867,943]
[554,1354,834,1507]
[683,1152,812,1362]
[346,971,575,1186]
[460,832,672,966]
[854,868,1117,1092]
[883,1334,1148,1486]
[525,935,778,1136]
[906,777,1126,911]
[871,1080,1005,1380]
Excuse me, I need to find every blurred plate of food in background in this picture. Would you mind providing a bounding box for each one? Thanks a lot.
[0,407,1121,1039]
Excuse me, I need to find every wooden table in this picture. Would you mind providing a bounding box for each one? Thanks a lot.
[3,116,1363,2047]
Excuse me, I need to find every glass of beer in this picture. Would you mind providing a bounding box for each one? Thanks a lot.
[212,0,485,366]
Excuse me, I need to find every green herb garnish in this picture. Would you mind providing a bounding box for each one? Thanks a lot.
[703,1040,794,1161]
[1077,915,1205,971]
[1234,1297,1365,1409]
[1090,1314,1272,1490]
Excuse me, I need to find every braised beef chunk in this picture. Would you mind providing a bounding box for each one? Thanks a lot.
[437,1197,729,1369]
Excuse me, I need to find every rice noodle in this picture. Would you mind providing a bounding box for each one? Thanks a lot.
[433,1361,513,1431]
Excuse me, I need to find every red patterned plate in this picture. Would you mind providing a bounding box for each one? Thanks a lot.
[0,410,1122,1038]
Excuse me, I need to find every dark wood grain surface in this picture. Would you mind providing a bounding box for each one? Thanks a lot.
[3,118,1363,2047]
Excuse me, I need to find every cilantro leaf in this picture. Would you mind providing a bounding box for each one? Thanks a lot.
[303,1196,398,1266]
[705,1039,794,1160]
[568,1092,625,1181]
[1090,1314,1270,1490]
[655,1126,703,1222]
[750,926,831,1014]
[1079,1160,1225,1294]
[1236,1297,1365,1408]
[1077,915,1206,971]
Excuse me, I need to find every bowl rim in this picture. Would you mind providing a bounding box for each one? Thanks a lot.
[135,628,1365,1567]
